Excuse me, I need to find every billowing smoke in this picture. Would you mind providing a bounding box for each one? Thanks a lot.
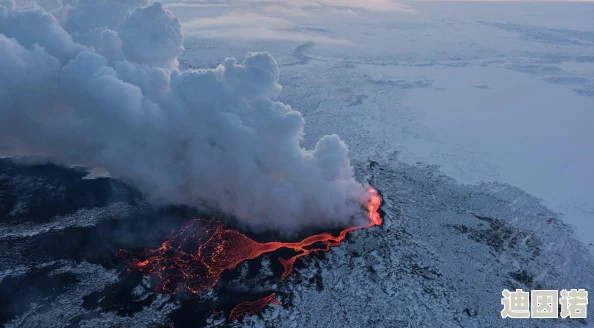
[0,0,370,232]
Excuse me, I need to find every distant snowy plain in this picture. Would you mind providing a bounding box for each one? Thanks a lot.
[168,1,594,246]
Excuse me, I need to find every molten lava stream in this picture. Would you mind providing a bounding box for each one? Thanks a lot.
[228,293,280,322]
[119,187,382,319]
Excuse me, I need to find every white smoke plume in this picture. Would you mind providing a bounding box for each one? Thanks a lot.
[0,0,370,232]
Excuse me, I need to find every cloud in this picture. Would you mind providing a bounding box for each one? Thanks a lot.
[316,0,416,13]
[329,8,357,16]
[264,4,311,17]
[183,12,352,44]
[118,3,183,69]
[0,0,370,233]
[158,0,416,14]
[187,26,352,44]
[163,2,231,8]
[1,1,85,64]
[184,12,291,30]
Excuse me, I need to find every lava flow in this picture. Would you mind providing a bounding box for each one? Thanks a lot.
[119,187,382,319]
[228,293,280,323]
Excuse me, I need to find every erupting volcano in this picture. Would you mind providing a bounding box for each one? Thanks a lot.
[119,187,382,321]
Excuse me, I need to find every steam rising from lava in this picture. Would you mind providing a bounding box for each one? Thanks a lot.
[119,187,382,321]
[119,188,382,295]
[0,0,371,232]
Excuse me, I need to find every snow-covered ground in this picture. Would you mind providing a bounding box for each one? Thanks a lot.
[2,158,592,328]
[2,2,593,327]
[170,1,594,246]
[248,158,594,328]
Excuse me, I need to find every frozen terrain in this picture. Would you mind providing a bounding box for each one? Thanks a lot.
[171,1,594,247]
[1,158,593,327]
[1,1,593,327]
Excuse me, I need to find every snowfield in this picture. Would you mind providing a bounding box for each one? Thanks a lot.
[224,160,594,327]
[1,1,593,327]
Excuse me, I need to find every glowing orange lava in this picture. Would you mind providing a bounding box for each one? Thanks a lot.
[229,293,280,322]
[119,187,382,320]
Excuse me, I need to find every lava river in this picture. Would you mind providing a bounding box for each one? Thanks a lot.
[119,187,382,321]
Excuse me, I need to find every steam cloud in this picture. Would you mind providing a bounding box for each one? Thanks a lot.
[0,0,370,232]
